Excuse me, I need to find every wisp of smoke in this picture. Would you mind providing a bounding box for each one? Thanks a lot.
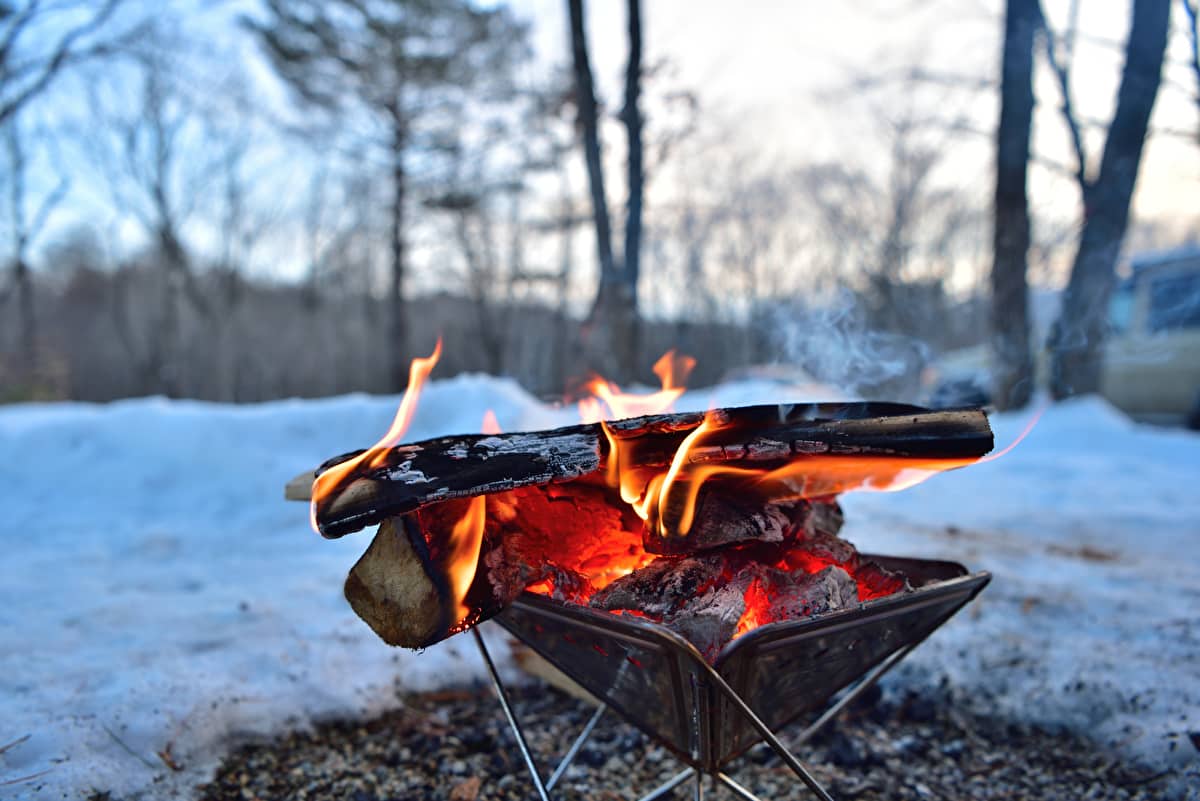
[769,288,933,401]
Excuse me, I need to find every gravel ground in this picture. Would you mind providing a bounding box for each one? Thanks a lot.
[197,678,1182,801]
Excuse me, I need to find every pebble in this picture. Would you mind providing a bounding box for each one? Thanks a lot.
[198,683,1179,801]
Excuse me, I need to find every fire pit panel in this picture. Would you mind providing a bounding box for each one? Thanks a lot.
[496,556,989,772]
[711,556,988,764]
[497,597,708,759]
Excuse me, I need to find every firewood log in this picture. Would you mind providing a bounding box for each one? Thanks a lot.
[304,403,992,538]
[296,402,992,652]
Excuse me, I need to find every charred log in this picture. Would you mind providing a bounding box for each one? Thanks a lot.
[306,402,993,538]
[646,493,843,555]
[590,545,869,661]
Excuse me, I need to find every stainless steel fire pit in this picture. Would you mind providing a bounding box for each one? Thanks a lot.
[471,555,990,801]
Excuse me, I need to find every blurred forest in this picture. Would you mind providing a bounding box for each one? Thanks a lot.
[1,0,1197,405]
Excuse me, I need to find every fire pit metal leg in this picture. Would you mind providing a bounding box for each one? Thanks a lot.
[793,642,916,747]
[715,771,767,801]
[636,768,696,801]
[700,664,836,801]
[546,703,606,791]
[472,629,552,801]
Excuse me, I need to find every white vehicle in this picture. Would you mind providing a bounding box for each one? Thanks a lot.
[1102,245,1200,428]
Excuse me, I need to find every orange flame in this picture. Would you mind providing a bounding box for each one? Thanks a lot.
[734,577,770,639]
[579,350,696,422]
[310,339,442,532]
[445,495,487,624]
[620,404,1042,543]
[978,402,1045,464]
[481,409,502,435]
[651,413,718,534]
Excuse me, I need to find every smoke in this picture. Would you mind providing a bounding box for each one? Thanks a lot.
[769,289,933,402]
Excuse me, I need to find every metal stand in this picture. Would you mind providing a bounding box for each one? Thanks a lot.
[473,630,917,801]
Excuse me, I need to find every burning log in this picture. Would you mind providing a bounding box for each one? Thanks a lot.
[345,484,646,648]
[305,402,993,538]
[344,516,449,648]
[306,402,993,655]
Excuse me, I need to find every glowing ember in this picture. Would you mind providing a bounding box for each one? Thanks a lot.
[734,577,770,639]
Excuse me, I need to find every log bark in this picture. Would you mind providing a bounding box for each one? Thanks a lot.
[306,402,993,538]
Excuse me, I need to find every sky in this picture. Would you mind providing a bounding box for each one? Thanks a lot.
[14,0,1200,292]
[523,0,1199,230]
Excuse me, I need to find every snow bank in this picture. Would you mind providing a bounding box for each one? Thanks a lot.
[842,396,1200,796]
[0,382,1197,798]
[0,377,551,800]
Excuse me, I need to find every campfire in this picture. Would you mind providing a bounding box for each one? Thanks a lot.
[294,345,991,660]
[288,345,996,799]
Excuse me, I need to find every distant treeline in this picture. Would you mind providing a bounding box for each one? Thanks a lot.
[0,258,989,404]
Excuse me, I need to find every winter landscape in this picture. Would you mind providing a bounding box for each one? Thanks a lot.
[3,0,1200,798]
[1,377,1198,798]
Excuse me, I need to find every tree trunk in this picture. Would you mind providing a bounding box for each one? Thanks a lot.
[389,121,410,392]
[568,0,631,380]
[567,0,615,288]
[14,256,36,386]
[158,224,190,398]
[618,0,644,375]
[990,0,1039,411]
[1049,0,1169,399]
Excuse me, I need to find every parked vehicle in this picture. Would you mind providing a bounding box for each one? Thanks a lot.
[922,248,1200,427]
[1102,245,1200,428]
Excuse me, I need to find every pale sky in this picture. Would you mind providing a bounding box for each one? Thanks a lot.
[19,0,1200,293]
[519,0,1199,231]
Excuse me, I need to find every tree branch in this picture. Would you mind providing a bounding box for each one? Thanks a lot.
[1183,0,1200,141]
[0,0,121,126]
[1035,0,1090,195]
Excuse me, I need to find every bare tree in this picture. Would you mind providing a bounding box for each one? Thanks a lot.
[1044,0,1171,398]
[1183,0,1200,140]
[2,117,66,394]
[0,0,140,126]
[619,0,644,353]
[247,0,529,391]
[88,48,212,396]
[567,0,644,380]
[990,0,1040,411]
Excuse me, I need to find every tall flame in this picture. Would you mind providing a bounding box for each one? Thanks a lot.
[310,339,443,532]
[579,350,696,422]
[445,495,487,624]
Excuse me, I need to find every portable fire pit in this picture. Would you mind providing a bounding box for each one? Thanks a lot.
[289,400,994,800]
[486,556,988,800]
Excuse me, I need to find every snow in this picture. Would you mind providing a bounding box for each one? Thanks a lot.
[1,379,1198,798]
[840,396,1200,797]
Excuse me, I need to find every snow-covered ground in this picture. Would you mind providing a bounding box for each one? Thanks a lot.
[1,378,1197,799]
